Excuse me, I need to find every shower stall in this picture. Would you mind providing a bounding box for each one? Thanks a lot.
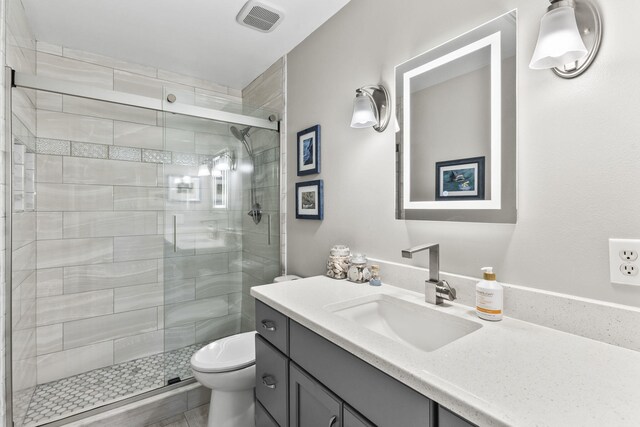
[5,68,281,426]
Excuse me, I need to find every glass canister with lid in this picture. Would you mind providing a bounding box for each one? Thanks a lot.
[347,253,371,283]
[326,245,351,279]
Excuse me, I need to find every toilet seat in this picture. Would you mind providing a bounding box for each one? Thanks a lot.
[191,331,256,373]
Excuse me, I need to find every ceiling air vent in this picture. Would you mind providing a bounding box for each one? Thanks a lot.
[236,1,283,33]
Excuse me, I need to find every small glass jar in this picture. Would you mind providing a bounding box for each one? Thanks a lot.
[369,264,382,286]
[326,245,351,280]
[347,253,371,284]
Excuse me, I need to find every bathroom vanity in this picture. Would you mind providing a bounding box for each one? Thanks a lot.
[254,301,469,427]
[252,276,640,427]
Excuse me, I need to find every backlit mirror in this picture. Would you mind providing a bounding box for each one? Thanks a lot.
[396,11,517,223]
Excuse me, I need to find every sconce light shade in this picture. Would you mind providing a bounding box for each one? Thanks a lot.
[350,92,378,128]
[529,6,587,69]
[529,0,602,78]
[216,155,231,171]
[350,85,391,132]
[197,163,211,177]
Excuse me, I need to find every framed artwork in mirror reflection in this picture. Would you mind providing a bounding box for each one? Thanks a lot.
[435,156,485,200]
[297,124,320,175]
[296,180,323,220]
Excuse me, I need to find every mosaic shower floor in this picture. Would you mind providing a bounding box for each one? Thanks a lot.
[19,344,202,427]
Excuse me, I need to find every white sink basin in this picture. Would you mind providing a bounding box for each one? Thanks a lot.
[325,294,481,353]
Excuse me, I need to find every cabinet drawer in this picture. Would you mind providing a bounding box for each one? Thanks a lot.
[344,405,374,427]
[438,406,476,427]
[256,300,289,355]
[290,321,430,427]
[256,401,280,427]
[256,335,289,427]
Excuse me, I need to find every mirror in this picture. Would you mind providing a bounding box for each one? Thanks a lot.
[396,11,517,223]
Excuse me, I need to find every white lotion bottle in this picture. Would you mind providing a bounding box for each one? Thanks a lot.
[476,267,503,321]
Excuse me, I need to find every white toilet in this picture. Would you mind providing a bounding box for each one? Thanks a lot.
[190,331,257,427]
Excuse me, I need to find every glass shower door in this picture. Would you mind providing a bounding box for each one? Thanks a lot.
[157,107,280,383]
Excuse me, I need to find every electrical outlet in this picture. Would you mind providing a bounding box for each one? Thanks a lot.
[620,263,638,276]
[609,239,640,286]
[620,249,638,261]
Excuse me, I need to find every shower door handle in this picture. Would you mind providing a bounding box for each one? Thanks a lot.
[267,214,271,246]
[173,215,177,253]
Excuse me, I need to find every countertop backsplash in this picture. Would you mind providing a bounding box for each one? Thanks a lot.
[369,258,640,353]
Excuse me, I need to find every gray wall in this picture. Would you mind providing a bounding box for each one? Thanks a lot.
[286,0,640,308]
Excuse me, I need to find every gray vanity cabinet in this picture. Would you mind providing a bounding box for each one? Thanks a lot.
[437,406,475,427]
[255,301,475,427]
[290,363,342,427]
[257,401,280,427]
[343,405,374,427]
[256,335,289,427]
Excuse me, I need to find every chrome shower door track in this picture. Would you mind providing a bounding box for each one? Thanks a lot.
[12,71,279,131]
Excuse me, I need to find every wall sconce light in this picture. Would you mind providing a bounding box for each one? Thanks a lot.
[350,85,391,132]
[529,0,602,78]
[197,152,236,177]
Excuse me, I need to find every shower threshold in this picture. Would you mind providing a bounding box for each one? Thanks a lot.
[18,343,203,427]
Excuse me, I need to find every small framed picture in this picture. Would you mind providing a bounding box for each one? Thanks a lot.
[296,180,323,220]
[297,125,320,176]
[168,175,201,202]
[435,157,485,200]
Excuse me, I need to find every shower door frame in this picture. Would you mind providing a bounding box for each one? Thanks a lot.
[4,66,280,427]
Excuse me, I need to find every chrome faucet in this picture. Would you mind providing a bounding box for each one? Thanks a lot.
[401,243,457,305]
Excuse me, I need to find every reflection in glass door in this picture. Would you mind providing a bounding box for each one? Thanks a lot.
[161,109,280,384]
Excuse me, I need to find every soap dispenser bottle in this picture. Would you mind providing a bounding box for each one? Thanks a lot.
[476,267,503,321]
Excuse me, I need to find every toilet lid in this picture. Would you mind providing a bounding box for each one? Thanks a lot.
[191,331,256,373]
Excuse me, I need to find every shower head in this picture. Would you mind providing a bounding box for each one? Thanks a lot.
[230,126,251,142]
[230,125,254,158]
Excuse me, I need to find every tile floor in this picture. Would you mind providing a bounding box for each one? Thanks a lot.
[145,404,209,427]
[19,344,202,426]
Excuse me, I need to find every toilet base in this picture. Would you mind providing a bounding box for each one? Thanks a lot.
[207,388,255,427]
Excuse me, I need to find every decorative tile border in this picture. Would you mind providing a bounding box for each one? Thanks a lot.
[109,146,142,162]
[173,152,199,167]
[33,138,240,171]
[71,141,108,159]
[143,149,172,164]
[36,138,70,156]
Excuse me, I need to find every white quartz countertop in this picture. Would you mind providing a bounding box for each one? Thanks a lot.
[251,276,640,427]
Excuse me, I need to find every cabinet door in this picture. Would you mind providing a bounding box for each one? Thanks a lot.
[438,406,476,427]
[256,335,289,427]
[257,401,280,427]
[290,363,342,427]
[343,405,374,427]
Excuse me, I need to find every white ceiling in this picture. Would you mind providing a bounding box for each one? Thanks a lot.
[22,0,351,90]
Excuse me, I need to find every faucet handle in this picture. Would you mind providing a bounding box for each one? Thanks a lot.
[437,280,456,301]
[426,279,457,305]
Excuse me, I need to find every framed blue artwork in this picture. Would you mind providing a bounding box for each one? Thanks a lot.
[297,125,320,176]
[295,180,323,220]
[435,156,485,200]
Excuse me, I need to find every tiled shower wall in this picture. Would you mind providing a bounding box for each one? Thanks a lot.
[6,1,37,425]
[1,3,283,423]
[29,42,252,387]
[239,58,285,330]
[0,0,7,424]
